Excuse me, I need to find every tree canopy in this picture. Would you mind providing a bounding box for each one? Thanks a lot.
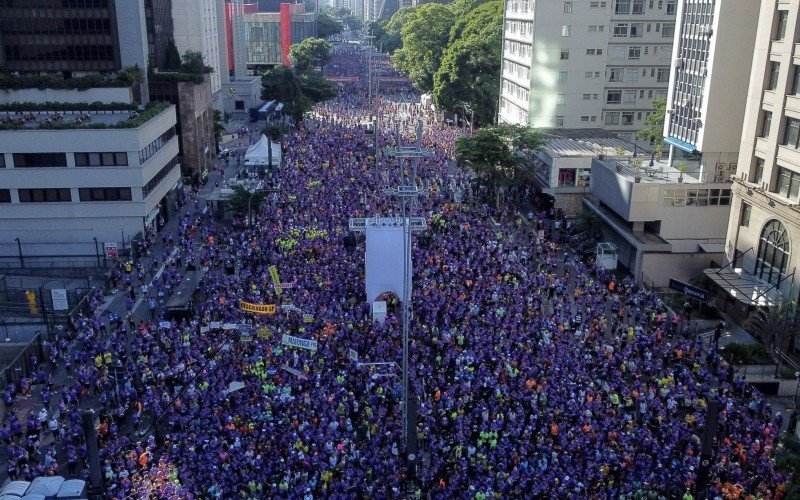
[391,3,454,93]
[261,66,337,124]
[317,13,343,39]
[636,97,667,145]
[289,38,333,74]
[456,124,544,207]
[433,0,502,126]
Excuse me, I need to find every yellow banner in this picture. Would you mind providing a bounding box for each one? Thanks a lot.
[269,265,282,295]
[240,301,276,315]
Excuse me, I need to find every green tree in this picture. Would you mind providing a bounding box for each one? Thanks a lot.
[289,38,333,73]
[433,0,501,126]
[181,50,213,74]
[227,185,266,225]
[392,3,455,92]
[636,97,666,145]
[377,7,416,53]
[456,124,544,208]
[165,40,182,70]
[298,72,338,103]
[342,14,362,32]
[317,13,343,39]
[213,109,224,149]
[745,300,800,376]
[261,66,337,124]
[262,66,309,124]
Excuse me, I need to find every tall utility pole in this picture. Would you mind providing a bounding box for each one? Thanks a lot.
[385,119,431,456]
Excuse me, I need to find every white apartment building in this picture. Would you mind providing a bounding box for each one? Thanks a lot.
[0,99,181,263]
[173,0,223,94]
[499,0,676,141]
[711,0,800,318]
[663,0,759,181]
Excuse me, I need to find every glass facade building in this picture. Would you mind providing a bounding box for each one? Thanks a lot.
[0,0,121,73]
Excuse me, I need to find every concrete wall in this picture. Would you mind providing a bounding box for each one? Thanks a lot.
[0,88,133,105]
[641,251,723,288]
[178,75,214,174]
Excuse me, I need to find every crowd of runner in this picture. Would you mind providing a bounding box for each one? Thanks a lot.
[0,45,789,499]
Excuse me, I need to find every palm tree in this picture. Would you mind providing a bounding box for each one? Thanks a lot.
[745,300,800,377]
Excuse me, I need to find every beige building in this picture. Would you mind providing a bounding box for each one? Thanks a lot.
[499,0,676,141]
[711,0,800,318]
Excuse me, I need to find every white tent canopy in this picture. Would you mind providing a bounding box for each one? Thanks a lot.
[245,134,281,167]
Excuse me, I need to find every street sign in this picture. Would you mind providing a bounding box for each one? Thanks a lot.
[50,289,68,311]
[104,242,118,260]
[668,278,709,302]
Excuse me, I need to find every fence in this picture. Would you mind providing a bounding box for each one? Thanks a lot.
[0,333,43,387]
[0,239,114,270]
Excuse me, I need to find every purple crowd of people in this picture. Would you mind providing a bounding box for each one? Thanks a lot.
[0,45,790,499]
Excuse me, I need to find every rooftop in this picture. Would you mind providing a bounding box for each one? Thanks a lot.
[0,102,171,131]
[538,128,638,159]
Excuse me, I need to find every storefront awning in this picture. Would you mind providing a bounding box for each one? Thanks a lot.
[665,136,698,153]
[703,267,783,307]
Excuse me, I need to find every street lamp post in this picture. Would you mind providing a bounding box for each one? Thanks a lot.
[14,238,23,269]
[247,189,263,227]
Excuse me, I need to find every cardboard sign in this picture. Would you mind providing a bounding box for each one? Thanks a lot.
[240,301,277,315]
[281,334,317,351]
[281,364,307,379]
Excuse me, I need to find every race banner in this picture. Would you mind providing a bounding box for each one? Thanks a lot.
[240,301,277,315]
[281,333,317,351]
[281,364,307,379]
[269,265,282,295]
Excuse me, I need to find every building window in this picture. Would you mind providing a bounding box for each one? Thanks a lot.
[18,188,72,203]
[632,0,644,14]
[656,68,670,82]
[613,23,628,37]
[614,0,630,14]
[607,90,622,103]
[662,23,675,37]
[0,189,9,203]
[557,94,566,104]
[621,112,635,125]
[784,118,800,148]
[558,71,568,83]
[753,158,765,183]
[755,219,790,285]
[792,65,800,95]
[142,156,180,198]
[235,100,245,111]
[740,203,751,227]
[74,152,128,167]
[776,167,800,200]
[78,187,132,202]
[12,153,67,168]
[777,10,789,40]
[605,112,620,125]
[555,116,564,126]
[761,111,773,138]
[139,127,176,165]
[769,62,781,91]
[628,46,641,59]
[561,49,570,60]
[561,25,571,37]
[563,1,573,13]
[0,155,4,168]
[665,0,676,14]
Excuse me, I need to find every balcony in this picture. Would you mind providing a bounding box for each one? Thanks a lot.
[777,145,800,169]
[771,39,786,58]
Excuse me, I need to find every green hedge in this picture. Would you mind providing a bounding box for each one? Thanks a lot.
[0,73,131,90]
[0,101,137,112]
[720,342,774,365]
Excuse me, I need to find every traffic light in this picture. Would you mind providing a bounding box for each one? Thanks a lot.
[25,290,38,315]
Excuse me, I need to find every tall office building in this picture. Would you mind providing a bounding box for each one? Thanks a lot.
[498,0,676,141]
[663,0,759,176]
[172,0,223,94]
[709,0,800,315]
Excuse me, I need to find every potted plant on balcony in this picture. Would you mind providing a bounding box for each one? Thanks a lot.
[678,162,687,183]
[633,158,643,183]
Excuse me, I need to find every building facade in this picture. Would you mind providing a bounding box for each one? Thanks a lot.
[663,0,759,180]
[714,0,800,316]
[172,0,223,94]
[498,0,676,141]
[244,5,316,69]
[0,101,181,261]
